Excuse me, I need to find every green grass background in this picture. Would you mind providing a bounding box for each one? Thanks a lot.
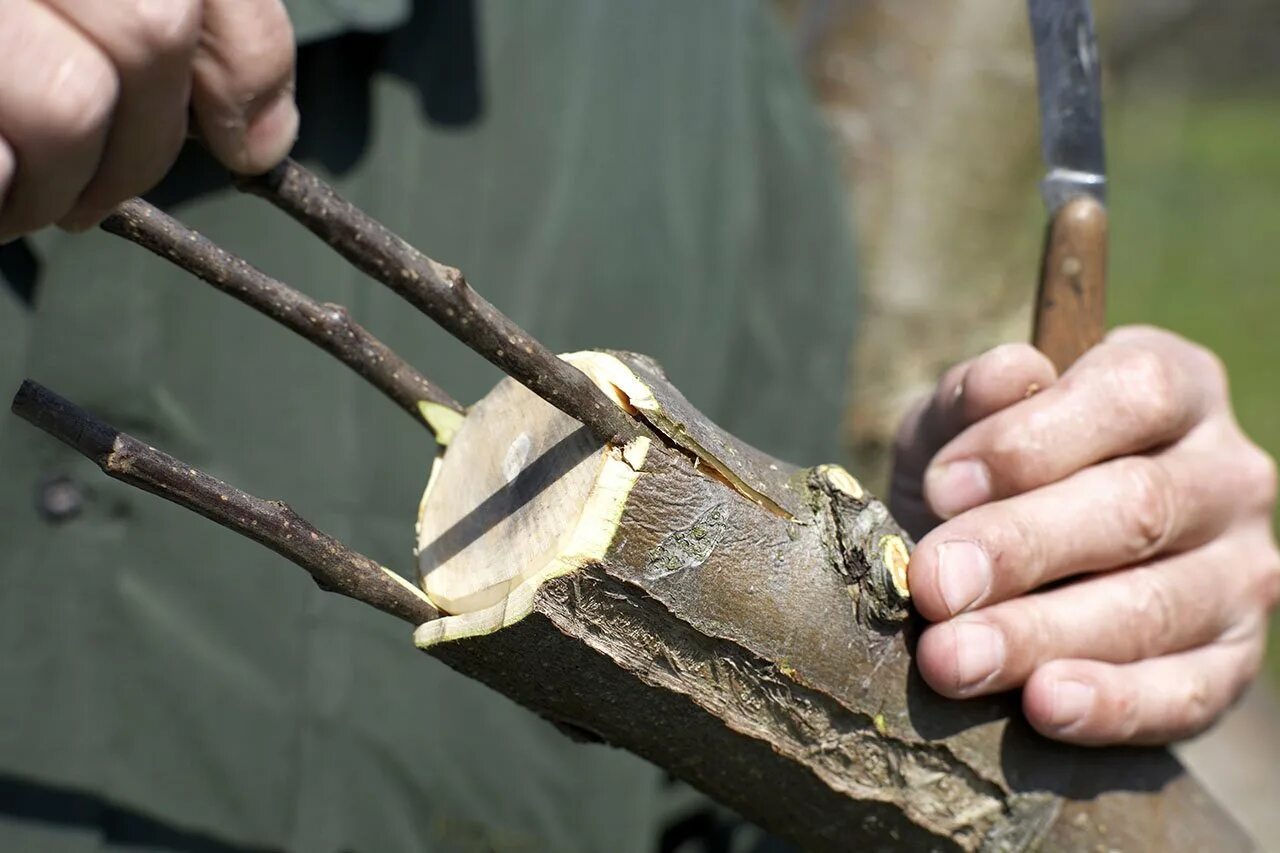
[1105,96,1280,672]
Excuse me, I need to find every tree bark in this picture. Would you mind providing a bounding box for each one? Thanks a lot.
[409,350,1250,852]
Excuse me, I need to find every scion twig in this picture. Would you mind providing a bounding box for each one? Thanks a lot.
[11,380,439,626]
[101,200,465,442]
[237,159,643,445]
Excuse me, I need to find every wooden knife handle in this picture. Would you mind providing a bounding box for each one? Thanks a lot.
[1032,195,1108,373]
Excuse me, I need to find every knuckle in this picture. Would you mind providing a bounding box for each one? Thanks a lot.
[966,344,1053,406]
[1006,508,1049,589]
[1217,607,1266,647]
[1242,443,1279,512]
[1240,633,1266,683]
[1177,670,1216,735]
[1105,323,1169,346]
[1117,457,1177,558]
[1003,597,1052,660]
[985,422,1042,488]
[44,54,119,138]
[1257,552,1280,612]
[1108,347,1183,437]
[127,0,202,59]
[1123,567,1177,658]
[1219,629,1265,710]
[976,343,1028,376]
[1197,345,1231,397]
[1112,683,1143,741]
[225,10,296,102]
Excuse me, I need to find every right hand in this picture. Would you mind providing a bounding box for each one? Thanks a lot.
[0,0,298,242]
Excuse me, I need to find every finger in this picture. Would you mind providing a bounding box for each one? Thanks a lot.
[41,0,202,228]
[924,331,1224,519]
[191,0,298,174]
[915,528,1273,699]
[892,346,1057,536]
[889,364,967,536]
[1023,624,1266,745]
[894,344,1058,476]
[909,419,1264,620]
[0,0,118,239]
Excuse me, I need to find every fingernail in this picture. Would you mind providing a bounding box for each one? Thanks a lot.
[951,621,1005,693]
[1046,679,1095,729]
[242,91,299,173]
[935,541,992,615]
[925,459,992,518]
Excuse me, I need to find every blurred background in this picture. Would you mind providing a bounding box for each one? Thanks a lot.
[771,0,1280,843]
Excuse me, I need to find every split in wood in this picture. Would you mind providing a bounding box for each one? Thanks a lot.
[237,159,644,446]
[11,380,438,626]
[100,200,466,445]
[416,351,653,623]
[407,351,1239,852]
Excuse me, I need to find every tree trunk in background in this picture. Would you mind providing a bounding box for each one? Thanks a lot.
[774,0,1044,493]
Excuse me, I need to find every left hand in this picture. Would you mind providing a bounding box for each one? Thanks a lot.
[891,326,1279,746]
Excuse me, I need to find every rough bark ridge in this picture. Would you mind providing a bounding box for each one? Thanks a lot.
[414,352,1249,852]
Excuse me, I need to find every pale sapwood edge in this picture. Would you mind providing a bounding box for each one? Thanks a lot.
[9,350,1251,850]
[99,200,465,443]
[235,160,646,447]
[10,380,438,626]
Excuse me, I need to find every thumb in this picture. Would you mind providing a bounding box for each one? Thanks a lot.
[190,0,298,175]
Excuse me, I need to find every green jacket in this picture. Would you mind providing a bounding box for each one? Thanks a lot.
[0,2,858,851]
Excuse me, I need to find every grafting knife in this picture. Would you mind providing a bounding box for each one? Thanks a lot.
[1028,0,1108,372]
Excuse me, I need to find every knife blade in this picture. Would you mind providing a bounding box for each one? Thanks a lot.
[1028,0,1109,372]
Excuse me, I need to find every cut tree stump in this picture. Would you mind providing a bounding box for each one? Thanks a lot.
[410,351,1250,852]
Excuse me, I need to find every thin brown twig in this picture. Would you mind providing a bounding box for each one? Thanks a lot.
[11,380,439,626]
[101,199,466,442]
[237,160,644,445]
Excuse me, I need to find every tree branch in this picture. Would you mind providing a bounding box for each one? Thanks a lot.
[8,364,1250,851]
[101,200,466,442]
[11,380,438,626]
[237,160,643,445]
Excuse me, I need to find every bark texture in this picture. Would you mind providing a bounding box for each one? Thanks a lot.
[415,352,1251,852]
